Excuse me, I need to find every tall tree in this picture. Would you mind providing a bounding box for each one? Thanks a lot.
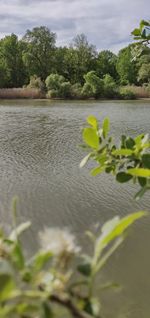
[70,34,97,83]
[0,34,27,87]
[96,50,118,80]
[23,26,56,80]
[117,45,138,85]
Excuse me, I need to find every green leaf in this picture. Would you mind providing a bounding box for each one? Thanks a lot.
[77,263,92,277]
[142,154,150,169]
[80,153,92,168]
[42,302,53,318]
[93,212,146,265]
[102,118,110,138]
[87,115,98,129]
[125,137,135,149]
[83,128,99,150]
[112,149,133,156]
[0,274,15,301]
[131,28,141,36]
[127,168,150,178]
[91,166,105,176]
[116,172,132,183]
[138,177,147,187]
[31,251,53,272]
[12,242,25,270]
[9,221,31,241]
[135,186,149,201]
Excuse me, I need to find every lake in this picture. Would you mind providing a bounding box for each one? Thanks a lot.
[0,99,150,318]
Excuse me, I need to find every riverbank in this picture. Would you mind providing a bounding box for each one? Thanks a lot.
[0,86,149,100]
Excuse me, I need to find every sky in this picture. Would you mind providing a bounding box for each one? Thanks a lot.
[0,0,149,53]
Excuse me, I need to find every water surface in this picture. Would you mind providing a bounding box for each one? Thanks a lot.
[0,99,150,318]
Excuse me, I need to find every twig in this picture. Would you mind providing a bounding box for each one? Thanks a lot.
[50,293,93,318]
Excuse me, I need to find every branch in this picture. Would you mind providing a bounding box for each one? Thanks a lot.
[50,293,94,318]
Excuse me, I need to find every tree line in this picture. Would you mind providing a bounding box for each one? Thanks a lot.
[0,25,150,98]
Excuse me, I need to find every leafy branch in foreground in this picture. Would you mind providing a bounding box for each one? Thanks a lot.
[131,20,150,45]
[0,200,146,318]
[80,116,150,200]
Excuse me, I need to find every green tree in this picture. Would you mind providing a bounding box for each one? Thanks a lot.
[71,34,97,84]
[96,50,118,80]
[0,34,27,87]
[117,45,138,85]
[23,26,56,80]
[103,74,117,98]
[83,71,104,98]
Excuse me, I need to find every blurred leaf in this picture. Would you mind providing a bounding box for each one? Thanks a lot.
[31,251,53,272]
[0,274,15,301]
[138,177,147,187]
[127,168,150,177]
[112,149,133,156]
[83,128,99,150]
[91,166,105,176]
[135,186,149,201]
[78,263,92,277]
[9,221,31,241]
[116,172,132,183]
[131,28,141,36]
[102,118,110,138]
[12,242,25,270]
[142,154,150,169]
[87,115,98,129]
[125,137,135,149]
[93,212,146,266]
[80,153,92,168]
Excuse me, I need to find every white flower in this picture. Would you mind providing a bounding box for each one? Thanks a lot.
[38,227,80,258]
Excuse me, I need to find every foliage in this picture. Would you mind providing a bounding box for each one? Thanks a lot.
[131,20,150,44]
[45,74,65,91]
[103,74,117,98]
[0,34,27,88]
[23,26,56,80]
[0,20,149,93]
[0,199,145,318]
[83,71,104,98]
[116,46,138,85]
[119,87,136,100]
[80,116,150,200]
[96,50,118,80]
[27,75,45,92]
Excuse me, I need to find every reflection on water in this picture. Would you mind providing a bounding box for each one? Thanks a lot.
[0,99,150,318]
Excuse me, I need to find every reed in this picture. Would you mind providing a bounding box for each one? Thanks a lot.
[0,88,45,99]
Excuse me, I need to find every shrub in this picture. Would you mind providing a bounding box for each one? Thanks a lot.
[81,82,93,99]
[46,89,59,99]
[59,82,72,98]
[27,75,45,92]
[84,71,104,98]
[45,74,65,91]
[103,74,117,98]
[119,87,136,99]
[71,83,83,99]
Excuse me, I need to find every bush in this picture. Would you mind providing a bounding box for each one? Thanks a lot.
[103,74,117,98]
[45,74,65,91]
[59,82,72,98]
[119,87,136,99]
[71,83,83,99]
[81,82,93,99]
[27,75,45,92]
[46,89,59,99]
[84,71,104,98]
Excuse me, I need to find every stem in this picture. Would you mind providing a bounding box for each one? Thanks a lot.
[50,293,93,318]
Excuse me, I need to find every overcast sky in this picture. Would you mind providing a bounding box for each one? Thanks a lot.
[0,0,149,52]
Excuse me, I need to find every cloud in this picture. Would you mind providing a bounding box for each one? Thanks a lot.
[0,0,149,52]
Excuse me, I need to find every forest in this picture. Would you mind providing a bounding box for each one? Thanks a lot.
[0,23,150,99]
